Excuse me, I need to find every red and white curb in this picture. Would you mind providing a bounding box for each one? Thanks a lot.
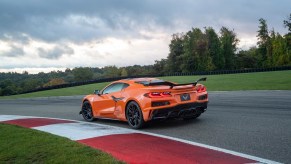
[0,115,281,164]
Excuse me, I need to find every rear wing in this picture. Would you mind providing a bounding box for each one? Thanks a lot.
[136,77,207,89]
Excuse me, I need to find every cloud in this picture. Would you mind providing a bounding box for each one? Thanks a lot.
[0,0,289,43]
[38,45,74,59]
[0,0,290,73]
[0,44,24,57]
[0,37,169,71]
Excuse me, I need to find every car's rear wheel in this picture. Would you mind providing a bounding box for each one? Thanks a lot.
[126,101,145,129]
[81,101,95,122]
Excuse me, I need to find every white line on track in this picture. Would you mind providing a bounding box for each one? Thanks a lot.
[0,115,35,122]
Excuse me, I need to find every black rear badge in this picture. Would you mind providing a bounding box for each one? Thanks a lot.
[180,93,190,101]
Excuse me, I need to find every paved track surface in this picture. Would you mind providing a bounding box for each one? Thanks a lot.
[2,116,273,164]
[0,91,290,163]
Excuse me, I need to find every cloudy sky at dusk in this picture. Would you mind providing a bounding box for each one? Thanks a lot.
[0,0,290,74]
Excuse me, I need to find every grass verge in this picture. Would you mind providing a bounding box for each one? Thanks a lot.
[0,82,110,99]
[161,70,291,91]
[1,70,290,99]
[0,124,123,164]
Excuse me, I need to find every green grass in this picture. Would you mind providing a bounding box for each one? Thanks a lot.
[161,70,291,91]
[0,82,110,99]
[1,70,290,99]
[0,124,123,164]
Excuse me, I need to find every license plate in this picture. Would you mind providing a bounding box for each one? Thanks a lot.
[180,93,190,101]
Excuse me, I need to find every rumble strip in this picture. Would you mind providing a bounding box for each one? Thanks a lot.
[0,115,281,164]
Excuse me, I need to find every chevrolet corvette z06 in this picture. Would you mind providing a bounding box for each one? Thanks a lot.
[80,77,208,129]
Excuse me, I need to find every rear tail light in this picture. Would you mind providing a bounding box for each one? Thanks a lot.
[144,92,172,98]
[196,85,207,93]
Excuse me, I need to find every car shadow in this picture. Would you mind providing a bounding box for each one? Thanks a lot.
[91,118,129,128]
[142,118,203,130]
[90,117,203,130]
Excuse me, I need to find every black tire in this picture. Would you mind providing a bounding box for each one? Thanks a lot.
[81,101,95,122]
[126,101,145,129]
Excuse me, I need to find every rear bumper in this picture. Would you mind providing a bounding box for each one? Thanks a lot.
[150,102,208,120]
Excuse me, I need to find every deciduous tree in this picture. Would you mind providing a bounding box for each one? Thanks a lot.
[220,27,239,69]
[72,67,93,82]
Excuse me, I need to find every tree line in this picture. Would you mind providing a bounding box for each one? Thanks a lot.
[155,15,291,74]
[1,14,290,96]
[0,66,157,96]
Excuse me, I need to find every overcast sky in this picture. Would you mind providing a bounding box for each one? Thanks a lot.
[0,0,290,74]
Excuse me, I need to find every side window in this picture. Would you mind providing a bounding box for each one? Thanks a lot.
[102,83,129,94]
[102,84,114,94]
[122,83,129,89]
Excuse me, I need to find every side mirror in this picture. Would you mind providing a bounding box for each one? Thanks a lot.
[94,90,100,95]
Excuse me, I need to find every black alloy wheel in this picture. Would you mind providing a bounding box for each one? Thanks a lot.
[81,101,95,122]
[126,101,145,129]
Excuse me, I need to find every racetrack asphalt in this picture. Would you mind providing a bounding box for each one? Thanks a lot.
[0,91,290,163]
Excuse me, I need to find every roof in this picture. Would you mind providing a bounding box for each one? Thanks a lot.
[116,78,167,86]
[118,78,160,83]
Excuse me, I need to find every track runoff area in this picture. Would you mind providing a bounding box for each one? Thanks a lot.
[0,115,280,164]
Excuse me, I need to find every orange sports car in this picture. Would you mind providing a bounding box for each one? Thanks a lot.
[79,77,208,129]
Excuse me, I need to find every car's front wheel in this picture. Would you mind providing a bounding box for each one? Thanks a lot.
[81,101,95,122]
[126,101,145,129]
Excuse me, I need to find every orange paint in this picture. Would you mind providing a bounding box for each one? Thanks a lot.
[82,78,208,123]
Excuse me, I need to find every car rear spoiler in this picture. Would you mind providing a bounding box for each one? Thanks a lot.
[170,77,207,89]
[137,77,207,89]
